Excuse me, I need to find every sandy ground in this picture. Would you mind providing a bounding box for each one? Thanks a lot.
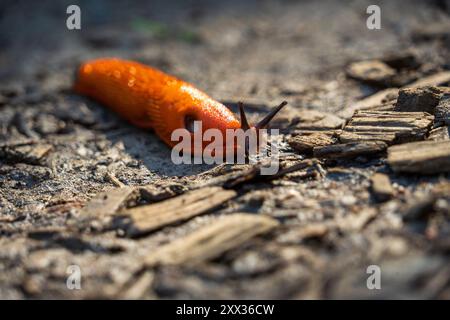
[0,0,450,299]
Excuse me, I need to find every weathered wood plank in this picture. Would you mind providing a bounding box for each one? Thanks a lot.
[387,140,450,174]
[340,110,433,144]
[435,93,450,127]
[120,187,237,236]
[339,71,450,119]
[408,71,450,88]
[144,214,279,266]
[394,86,449,113]
[313,141,387,159]
[80,187,137,217]
[288,133,336,153]
[0,143,52,164]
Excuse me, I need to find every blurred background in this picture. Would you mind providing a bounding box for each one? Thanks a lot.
[1,0,449,111]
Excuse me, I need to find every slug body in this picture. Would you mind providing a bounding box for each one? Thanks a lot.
[74,58,240,149]
[74,58,287,155]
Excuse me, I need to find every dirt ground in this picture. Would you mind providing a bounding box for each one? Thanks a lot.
[1,0,450,299]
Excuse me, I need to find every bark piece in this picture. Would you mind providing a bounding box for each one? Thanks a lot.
[119,187,237,236]
[371,173,395,201]
[144,214,278,266]
[346,60,396,86]
[80,187,137,217]
[0,143,52,165]
[339,71,450,119]
[394,86,443,113]
[434,93,450,127]
[194,160,316,189]
[408,71,450,88]
[388,140,450,174]
[313,141,387,159]
[287,133,336,153]
[339,111,433,144]
[193,164,261,189]
[138,184,187,202]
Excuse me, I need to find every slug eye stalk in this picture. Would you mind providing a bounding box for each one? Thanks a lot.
[238,100,288,158]
[238,100,288,130]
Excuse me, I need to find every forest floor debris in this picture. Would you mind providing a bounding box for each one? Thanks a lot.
[1,0,450,299]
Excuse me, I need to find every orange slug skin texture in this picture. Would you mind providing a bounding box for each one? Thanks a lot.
[74,58,241,147]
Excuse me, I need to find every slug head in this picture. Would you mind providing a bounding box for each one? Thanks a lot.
[178,97,287,157]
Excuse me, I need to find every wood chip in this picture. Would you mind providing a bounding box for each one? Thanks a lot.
[138,184,187,202]
[346,60,396,86]
[120,187,237,236]
[394,86,444,113]
[195,160,316,189]
[313,141,387,159]
[434,93,450,127]
[0,143,52,164]
[371,173,395,201]
[339,71,450,119]
[339,110,433,144]
[105,172,125,188]
[144,214,279,266]
[408,71,450,88]
[268,159,316,180]
[193,165,260,189]
[388,140,450,174]
[80,187,137,217]
[288,133,336,153]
